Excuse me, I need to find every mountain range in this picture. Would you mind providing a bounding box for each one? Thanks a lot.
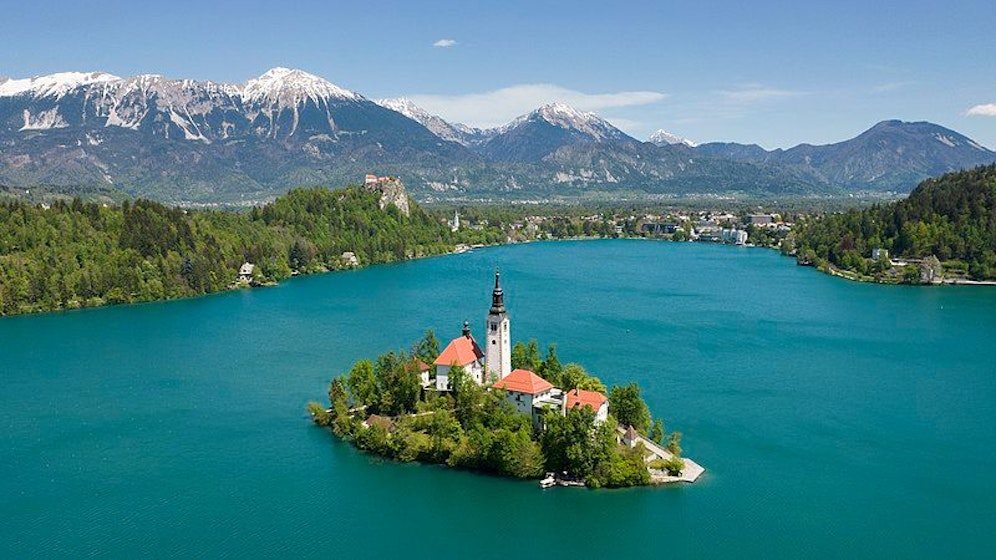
[1,68,994,204]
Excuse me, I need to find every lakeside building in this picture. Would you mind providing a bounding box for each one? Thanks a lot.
[341,251,359,267]
[642,222,680,236]
[237,262,255,283]
[721,228,748,245]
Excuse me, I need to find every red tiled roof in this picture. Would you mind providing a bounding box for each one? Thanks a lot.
[365,414,394,431]
[491,369,554,395]
[434,335,484,367]
[566,388,607,411]
[405,360,431,373]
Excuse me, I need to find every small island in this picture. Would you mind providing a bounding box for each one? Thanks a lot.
[309,272,703,488]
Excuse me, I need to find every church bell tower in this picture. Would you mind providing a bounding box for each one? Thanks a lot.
[485,271,511,382]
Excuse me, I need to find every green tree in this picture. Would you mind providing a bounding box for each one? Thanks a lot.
[493,427,545,478]
[538,343,562,385]
[450,365,485,428]
[561,363,607,393]
[413,329,440,364]
[374,351,421,416]
[526,339,542,371]
[609,383,651,434]
[328,377,348,408]
[649,418,665,444]
[346,359,378,408]
[510,341,529,370]
[306,401,332,426]
[327,377,353,436]
[540,406,613,479]
[661,455,685,475]
[591,435,650,488]
[667,431,683,457]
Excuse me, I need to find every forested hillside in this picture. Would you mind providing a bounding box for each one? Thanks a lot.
[792,165,996,280]
[0,185,472,315]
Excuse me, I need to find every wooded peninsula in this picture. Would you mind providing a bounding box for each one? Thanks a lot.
[790,165,996,283]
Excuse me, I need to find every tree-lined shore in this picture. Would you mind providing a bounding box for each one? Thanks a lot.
[0,185,502,316]
[790,165,996,282]
[4,165,993,317]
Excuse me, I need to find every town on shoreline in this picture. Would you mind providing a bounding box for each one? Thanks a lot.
[309,272,704,488]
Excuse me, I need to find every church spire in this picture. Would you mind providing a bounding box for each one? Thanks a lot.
[489,270,505,314]
[485,270,511,382]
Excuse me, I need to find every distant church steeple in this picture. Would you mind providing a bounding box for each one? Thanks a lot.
[485,270,511,382]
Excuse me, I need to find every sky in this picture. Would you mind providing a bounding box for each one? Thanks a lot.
[1,0,994,149]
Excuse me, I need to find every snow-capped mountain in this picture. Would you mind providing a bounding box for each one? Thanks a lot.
[377,97,469,144]
[649,129,697,147]
[0,71,121,99]
[376,97,495,146]
[481,102,636,162]
[0,68,472,201]
[0,67,377,140]
[243,67,360,105]
[1,68,993,202]
[503,103,630,141]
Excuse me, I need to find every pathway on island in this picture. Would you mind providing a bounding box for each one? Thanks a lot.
[617,426,705,484]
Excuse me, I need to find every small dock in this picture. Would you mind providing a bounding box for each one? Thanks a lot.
[617,426,705,484]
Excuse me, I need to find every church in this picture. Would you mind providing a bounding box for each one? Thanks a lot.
[433,271,511,390]
[432,272,609,427]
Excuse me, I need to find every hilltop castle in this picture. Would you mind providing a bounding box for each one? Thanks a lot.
[363,173,410,216]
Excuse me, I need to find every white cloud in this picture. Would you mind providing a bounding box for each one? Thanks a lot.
[406,84,668,129]
[967,103,996,117]
[718,84,805,103]
[433,39,457,48]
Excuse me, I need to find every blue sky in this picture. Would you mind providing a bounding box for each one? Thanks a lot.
[2,0,994,149]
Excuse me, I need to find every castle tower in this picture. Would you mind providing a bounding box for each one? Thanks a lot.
[485,271,512,382]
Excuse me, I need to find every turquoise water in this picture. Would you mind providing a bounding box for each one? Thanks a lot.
[2,240,994,558]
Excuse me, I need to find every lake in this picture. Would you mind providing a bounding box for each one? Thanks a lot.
[2,239,994,558]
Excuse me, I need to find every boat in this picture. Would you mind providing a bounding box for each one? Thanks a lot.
[539,473,556,489]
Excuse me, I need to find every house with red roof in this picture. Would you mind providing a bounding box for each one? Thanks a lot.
[491,368,562,426]
[433,321,485,391]
[414,361,432,389]
[565,388,609,424]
